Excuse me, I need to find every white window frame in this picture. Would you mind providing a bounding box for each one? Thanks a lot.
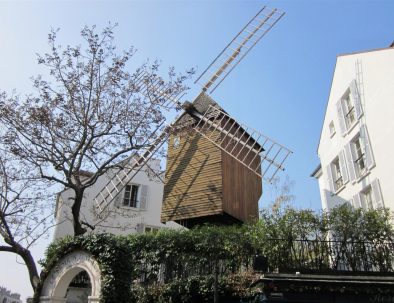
[329,121,336,138]
[123,184,140,208]
[343,89,357,130]
[356,179,384,210]
[326,151,348,194]
[332,157,343,191]
[336,80,363,136]
[344,125,374,182]
[118,183,149,209]
[352,135,367,178]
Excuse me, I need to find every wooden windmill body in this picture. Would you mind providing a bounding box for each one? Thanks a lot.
[161,93,262,227]
[93,6,292,227]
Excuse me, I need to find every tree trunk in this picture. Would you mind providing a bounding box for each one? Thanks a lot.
[71,189,87,236]
[3,243,40,291]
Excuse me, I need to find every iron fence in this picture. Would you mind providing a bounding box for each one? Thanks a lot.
[134,238,394,285]
[265,238,394,273]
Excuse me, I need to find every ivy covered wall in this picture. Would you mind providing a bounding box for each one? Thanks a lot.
[35,205,394,303]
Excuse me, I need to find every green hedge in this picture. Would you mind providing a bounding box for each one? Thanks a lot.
[35,205,394,303]
[36,225,259,303]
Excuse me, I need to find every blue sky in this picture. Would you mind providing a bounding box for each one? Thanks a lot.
[1,0,394,299]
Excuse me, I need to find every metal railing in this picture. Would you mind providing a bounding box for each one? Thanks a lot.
[264,238,394,274]
[134,239,394,285]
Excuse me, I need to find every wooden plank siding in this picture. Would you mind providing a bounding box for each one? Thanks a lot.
[222,150,261,223]
[161,131,223,223]
[161,91,262,226]
[220,116,262,223]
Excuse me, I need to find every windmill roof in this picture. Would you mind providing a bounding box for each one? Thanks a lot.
[174,91,224,127]
[174,92,263,150]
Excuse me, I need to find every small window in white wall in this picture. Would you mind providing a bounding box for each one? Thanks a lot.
[361,186,373,210]
[344,125,374,181]
[343,90,356,129]
[336,80,363,136]
[121,184,148,209]
[352,135,366,177]
[329,121,336,137]
[123,184,139,207]
[354,179,384,210]
[326,151,348,193]
[332,158,343,191]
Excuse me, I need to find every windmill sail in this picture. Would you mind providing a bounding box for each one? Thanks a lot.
[194,6,285,93]
[94,124,173,212]
[193,105,292,182]
[133,70,185,110]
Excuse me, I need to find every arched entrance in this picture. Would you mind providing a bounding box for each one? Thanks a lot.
[40,251,101,303]
[65,270,91,303]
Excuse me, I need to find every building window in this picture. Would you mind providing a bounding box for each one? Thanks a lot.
[329,121,336,137]
[352,135,366,177]
[331,157,343,191]
[343,90,356,129]
[344,125,374,182]
[123,184,139,208]
[353,179,384,210]
[326,152,348,194]
[362,186,373,210]
[336,80,362,136]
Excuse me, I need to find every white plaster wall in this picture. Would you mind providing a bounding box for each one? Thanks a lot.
[0,295,22,303]
[53,160,180,240]
[317,47,394,211]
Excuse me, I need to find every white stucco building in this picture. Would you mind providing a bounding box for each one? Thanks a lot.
[53,159,180,240]
[0,287,22,303]
[312,43,394,211]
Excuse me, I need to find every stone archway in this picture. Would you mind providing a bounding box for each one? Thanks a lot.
[40,251,101,303]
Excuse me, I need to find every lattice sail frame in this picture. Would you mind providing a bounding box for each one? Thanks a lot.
[194,6,285,93]
[133,70,185,110]
[94,123,173,212]
[193,105,292,182]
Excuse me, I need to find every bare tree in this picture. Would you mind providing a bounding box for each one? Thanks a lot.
[0,24,193,237]
[0,152,54,291]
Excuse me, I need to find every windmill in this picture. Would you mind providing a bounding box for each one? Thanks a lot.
[93,5,292,227]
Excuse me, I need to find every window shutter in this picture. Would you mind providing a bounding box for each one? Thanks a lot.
[336,99,346,135]
[371,179,384,208]
[360,125,375,169]
[326,164,334,193]
[353,193,362,208]
[344,143,356,182]
[139,185,148,209]
[338,150,348,184]
[350,80,363,119]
